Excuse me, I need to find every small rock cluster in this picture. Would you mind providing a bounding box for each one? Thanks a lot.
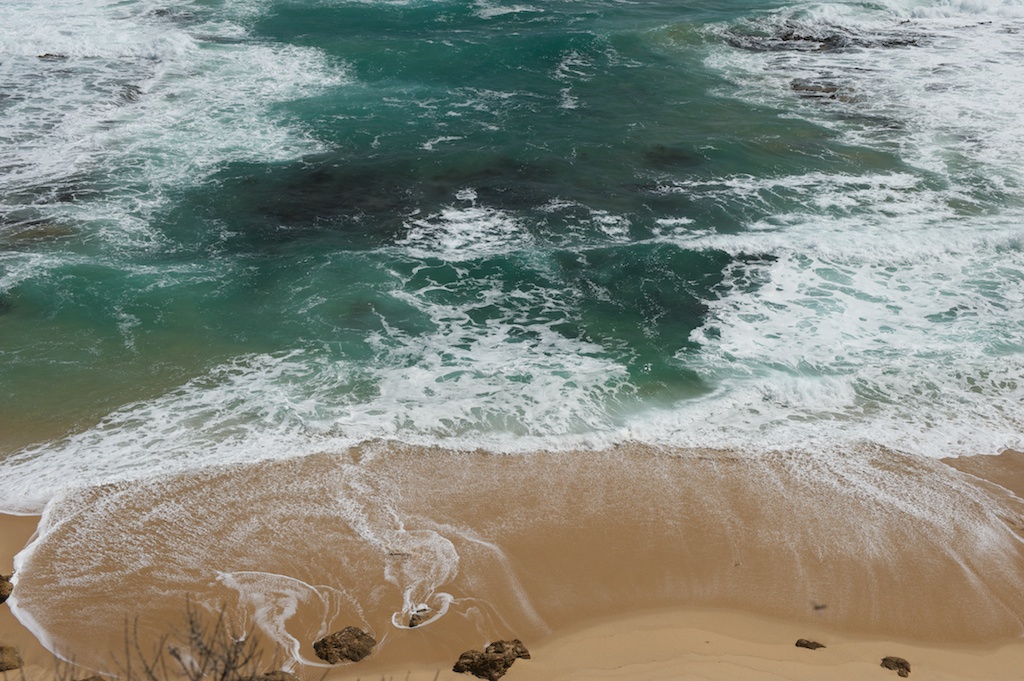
[452,639,531,681]
[795,637,910,677]
[309,620,530,681]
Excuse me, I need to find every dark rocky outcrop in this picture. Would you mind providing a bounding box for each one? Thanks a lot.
[312,627,376,664]
[643,145,700,170]
[790,79,859,103]
[724,21,919,53]
[881,656,911,677]
[795,639,826,650]
[453,639,530,681]
[0,574,12,603]
[790,79,840,95]
[0,646,23,672]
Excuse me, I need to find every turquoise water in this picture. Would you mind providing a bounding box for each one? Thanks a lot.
[2,0,1024,512]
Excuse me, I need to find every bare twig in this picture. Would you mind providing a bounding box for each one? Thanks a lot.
[116,597,268,681]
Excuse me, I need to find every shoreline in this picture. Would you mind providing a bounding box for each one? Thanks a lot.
[1,513,47,678]
[4,446,1024,680]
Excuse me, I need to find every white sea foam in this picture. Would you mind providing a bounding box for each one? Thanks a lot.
[395,194,532,259]
[667,0,1024,456]
[474,1,544,19]
[0,0,345,248]
[0,264,635,513]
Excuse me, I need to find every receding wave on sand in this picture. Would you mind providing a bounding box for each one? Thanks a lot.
[7,443,1024,679]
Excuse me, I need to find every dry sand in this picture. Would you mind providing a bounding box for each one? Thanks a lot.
[4,447,1024,681]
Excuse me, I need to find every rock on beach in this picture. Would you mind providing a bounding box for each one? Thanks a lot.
[453,639,531,681]
[312,627,376,664]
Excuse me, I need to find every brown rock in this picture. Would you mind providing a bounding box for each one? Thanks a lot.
[0,574,11,604]
[881,656,911,677]
[0,645,23,672]
[453,639,530,681]
[313,627,376,664]
[409,609,431,628]
[795,639,825,650]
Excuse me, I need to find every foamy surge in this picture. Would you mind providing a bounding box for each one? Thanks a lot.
[676,0,1024,455]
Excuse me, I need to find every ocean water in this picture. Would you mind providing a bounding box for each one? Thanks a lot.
[3,0,1024,667]
[2,0,1022,514]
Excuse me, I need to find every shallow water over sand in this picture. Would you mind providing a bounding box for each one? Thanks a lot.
[11,444,1024,675]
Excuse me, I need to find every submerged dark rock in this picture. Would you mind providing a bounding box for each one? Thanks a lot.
[0,646,23,672]
[881,656,911,677]
[0,574,11,603]
[313,627,376,664]
[790,79,840,95]
[724,21,919,53]
[453,639,530,681]
[643,145,700,170]
[790,79,858,103]
[795,639,826,650]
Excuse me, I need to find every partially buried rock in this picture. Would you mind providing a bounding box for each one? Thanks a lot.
[409,608,431,628]
[0,574,12,603]
[453,639,530,681]
[0,645,23,672]
[881,656,911,677]
[313,627,376,664]
[795,639,826,650]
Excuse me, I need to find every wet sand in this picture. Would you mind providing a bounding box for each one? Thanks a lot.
[1,513,48,678]
[4,445,1024,680]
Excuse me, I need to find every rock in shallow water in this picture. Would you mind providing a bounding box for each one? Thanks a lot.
[312,627,376,664]
[409,608,431,628]
[453,639,530,681]
[0,574,11,603]
[795,638,826,650]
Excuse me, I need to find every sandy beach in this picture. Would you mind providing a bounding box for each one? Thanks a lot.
[4,446,1024,681]
[2,513,46,675]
